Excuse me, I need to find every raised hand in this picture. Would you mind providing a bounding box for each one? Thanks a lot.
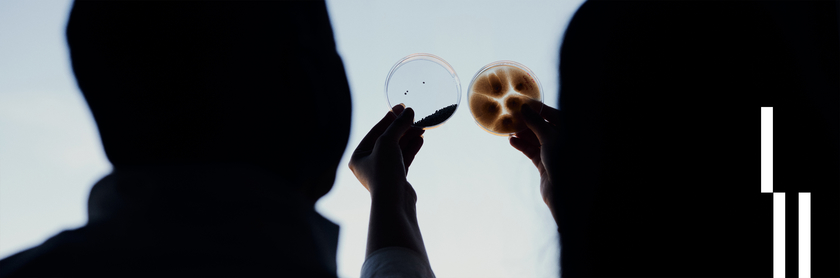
[349,104,428,257]
[509,103,563,218]
[349,104,424,197]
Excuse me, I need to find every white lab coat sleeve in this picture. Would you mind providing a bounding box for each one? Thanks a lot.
[360,247,435,278]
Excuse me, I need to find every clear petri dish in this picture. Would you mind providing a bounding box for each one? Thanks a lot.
[467,60,543,136]
[385,53,461,129]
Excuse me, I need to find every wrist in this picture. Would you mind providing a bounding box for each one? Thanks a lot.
[369,180,417,218]
[368,179,410,201]
[370,194,416,217]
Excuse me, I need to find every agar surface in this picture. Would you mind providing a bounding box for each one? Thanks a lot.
[470,66,540,134]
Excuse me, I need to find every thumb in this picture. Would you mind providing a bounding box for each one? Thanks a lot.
[380,107,415,143]
[521,104,555,143]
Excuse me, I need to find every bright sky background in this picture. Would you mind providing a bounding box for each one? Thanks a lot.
[0,1,584,277]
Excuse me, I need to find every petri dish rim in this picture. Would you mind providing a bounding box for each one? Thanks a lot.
[384,53,462,129]
[467,60,544,136]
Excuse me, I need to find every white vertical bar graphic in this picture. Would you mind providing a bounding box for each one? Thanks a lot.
[773,192,785,278]
[762,107,774,193]
[799,192,811,278]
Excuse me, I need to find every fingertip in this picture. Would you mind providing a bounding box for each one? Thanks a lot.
[399,107,415,124]
[391,104,405,115]
[384,109,398,120]
[509,136,522,148]
[416,138,424,153]
[509,136,529,154]
[413,135,424,148]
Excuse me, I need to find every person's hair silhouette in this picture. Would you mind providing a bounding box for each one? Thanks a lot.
[0,1,352,277]
[548,1,838,277]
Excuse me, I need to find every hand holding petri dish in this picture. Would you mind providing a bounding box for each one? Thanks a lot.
[385,53,461,129]
[467,61,543,136]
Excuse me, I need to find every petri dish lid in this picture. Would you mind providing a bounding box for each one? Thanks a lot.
[467,60,543,136]
[385,53,461,129]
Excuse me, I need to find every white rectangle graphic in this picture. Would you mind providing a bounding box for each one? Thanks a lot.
[799,192,811,278]
[762,107,773,193]
[773,192,785,278]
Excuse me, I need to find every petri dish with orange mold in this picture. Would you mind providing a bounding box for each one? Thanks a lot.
[467,60,543,136]
[385,53,461,129]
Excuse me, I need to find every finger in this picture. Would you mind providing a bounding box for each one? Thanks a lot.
[521,103,556,143]
[391,103,406,116]
[402,135,424,173]
[379,107,415,144]
[400,127,424,151]
[509,136,539,158]
[510,136,542,167]
[514,128,539,147]
[356,104,404,153]
[538,103,562,126]
[400,127,424,173]
[403,127,425,142]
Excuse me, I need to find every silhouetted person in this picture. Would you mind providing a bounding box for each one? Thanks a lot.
[512,1,839,277]
[0,1,353,276]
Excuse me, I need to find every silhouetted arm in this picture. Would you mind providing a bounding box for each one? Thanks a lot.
[511,103,600,275]
[349,105,435,277]
[510,103,564,223]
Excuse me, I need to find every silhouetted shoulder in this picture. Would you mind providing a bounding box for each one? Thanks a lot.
[0,227,100,277]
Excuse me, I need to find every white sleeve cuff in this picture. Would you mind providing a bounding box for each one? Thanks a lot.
[361,246,435,278]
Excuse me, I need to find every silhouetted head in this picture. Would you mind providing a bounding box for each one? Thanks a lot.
[66,1,351,202]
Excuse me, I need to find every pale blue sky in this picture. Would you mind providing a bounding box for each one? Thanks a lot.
[0,1,584,277]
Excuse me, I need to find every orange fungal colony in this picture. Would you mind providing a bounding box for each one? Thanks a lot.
[469,65,541,135]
